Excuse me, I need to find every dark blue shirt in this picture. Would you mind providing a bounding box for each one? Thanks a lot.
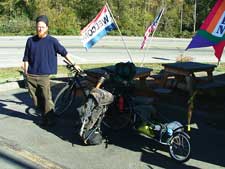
[23,35,68,75]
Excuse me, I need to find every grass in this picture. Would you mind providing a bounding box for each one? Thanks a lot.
[0,62,225,84]
[0,64,108,83]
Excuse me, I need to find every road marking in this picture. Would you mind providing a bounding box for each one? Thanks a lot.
[15,150,63,169]
[0,136,66,169]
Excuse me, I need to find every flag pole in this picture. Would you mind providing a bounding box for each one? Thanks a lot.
[106,3,133,62]
[217,60,220,66]
[140,8,165,66]
[140,32,155,67]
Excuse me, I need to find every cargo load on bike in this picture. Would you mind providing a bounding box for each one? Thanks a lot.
[77,88,114,145]
[101,62,191,163]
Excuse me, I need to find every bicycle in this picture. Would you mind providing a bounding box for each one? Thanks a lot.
[53,60,90,116]
[102,83,191,163]
[54,60,109,116]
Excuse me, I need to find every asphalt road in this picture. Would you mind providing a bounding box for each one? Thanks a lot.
[0,84,225,169]
[0,36,224,68]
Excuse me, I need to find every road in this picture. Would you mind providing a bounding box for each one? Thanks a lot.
[0,36,224,68]
[0,85,225,169]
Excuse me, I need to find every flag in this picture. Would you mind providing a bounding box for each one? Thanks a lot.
[81,5,117,49]
[140,8,164,49]
[186,0,225,61]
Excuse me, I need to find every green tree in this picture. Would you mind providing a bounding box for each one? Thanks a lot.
[74,0,105,28]
[196,0,215,29]
[23,0,80,35]
[0,0,219,36]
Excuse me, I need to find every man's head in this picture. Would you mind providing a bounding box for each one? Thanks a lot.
[36,15,49,38]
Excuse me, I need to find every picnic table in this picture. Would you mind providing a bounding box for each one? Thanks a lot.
[159,61,218,131]
[85,65,153,87]
[160,62,217,94]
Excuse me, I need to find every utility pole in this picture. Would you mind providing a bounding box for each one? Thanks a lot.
[193,0,197,33]
[180,0,183,33]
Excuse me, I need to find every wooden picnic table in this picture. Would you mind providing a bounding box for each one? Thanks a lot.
[85,65,153,87]
[160,61,218,131]
[161,62,217,94]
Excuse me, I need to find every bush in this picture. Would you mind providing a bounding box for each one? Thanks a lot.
[0,16,33,35]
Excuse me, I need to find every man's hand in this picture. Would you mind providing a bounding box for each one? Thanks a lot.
[22,61,28,75]
[64,53,82,72]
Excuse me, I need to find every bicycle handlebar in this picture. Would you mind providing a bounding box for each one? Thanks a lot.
[63,59,84,75]
[63,59,111,89]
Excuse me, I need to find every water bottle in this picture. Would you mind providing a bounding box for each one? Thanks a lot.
[118,95,124,112]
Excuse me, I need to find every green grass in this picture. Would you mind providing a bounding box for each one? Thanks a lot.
[0,64,116,83]
[214,63,225,72]
[0,62,225,84]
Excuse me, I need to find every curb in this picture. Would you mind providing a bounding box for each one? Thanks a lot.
[0,79,67,93]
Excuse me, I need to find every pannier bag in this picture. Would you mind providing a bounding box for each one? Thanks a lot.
[77,88,114,145]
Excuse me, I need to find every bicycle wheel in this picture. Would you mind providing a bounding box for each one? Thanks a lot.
[169,132,191,163]
[54,84,76,116]
[102,100,133,130]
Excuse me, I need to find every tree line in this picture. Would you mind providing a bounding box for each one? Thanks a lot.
[0,0,215,37]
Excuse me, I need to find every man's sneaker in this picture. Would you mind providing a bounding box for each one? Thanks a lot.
[46,117,55,126]
[39,118,55,127]
[39,111,56,127]
[38,117,48,127]
[45,111,56,126]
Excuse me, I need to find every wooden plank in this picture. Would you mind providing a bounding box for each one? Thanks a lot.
[162,62,216,72]
[164,67,191,76]
[86,66,152,80]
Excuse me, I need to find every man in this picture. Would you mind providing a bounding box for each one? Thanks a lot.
[22,15,81,126]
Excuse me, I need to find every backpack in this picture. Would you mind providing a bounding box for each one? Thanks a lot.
[77,88,114,145]
[113,62,136,83]
[82,127,103,145]
[104,62,136,95]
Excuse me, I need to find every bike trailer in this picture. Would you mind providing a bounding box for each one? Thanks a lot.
[166,121,183,132]
[77,88,114,145]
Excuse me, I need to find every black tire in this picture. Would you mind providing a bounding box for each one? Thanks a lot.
[54,84,76,116]
[169,132,191,163]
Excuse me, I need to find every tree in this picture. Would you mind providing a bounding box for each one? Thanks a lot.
[74,0,105,28]
[0,0,218,36]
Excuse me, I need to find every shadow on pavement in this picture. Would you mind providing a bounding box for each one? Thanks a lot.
[189,123,225,168]
[0,101,34,121]
[43,107,83,146]
[12,87,85,146]
[3,84,224,169]
[0,150,38,169]
[102,127,198,169]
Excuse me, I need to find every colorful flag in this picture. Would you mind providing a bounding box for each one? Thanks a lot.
[140,8,164,49]
[186,0,225,61]
[81,5,117,49]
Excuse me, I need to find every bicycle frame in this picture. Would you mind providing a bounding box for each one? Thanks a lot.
[68,73,88,98]
[54,60,109,116]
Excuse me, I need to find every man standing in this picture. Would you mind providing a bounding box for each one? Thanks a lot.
[22,15,81,126]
